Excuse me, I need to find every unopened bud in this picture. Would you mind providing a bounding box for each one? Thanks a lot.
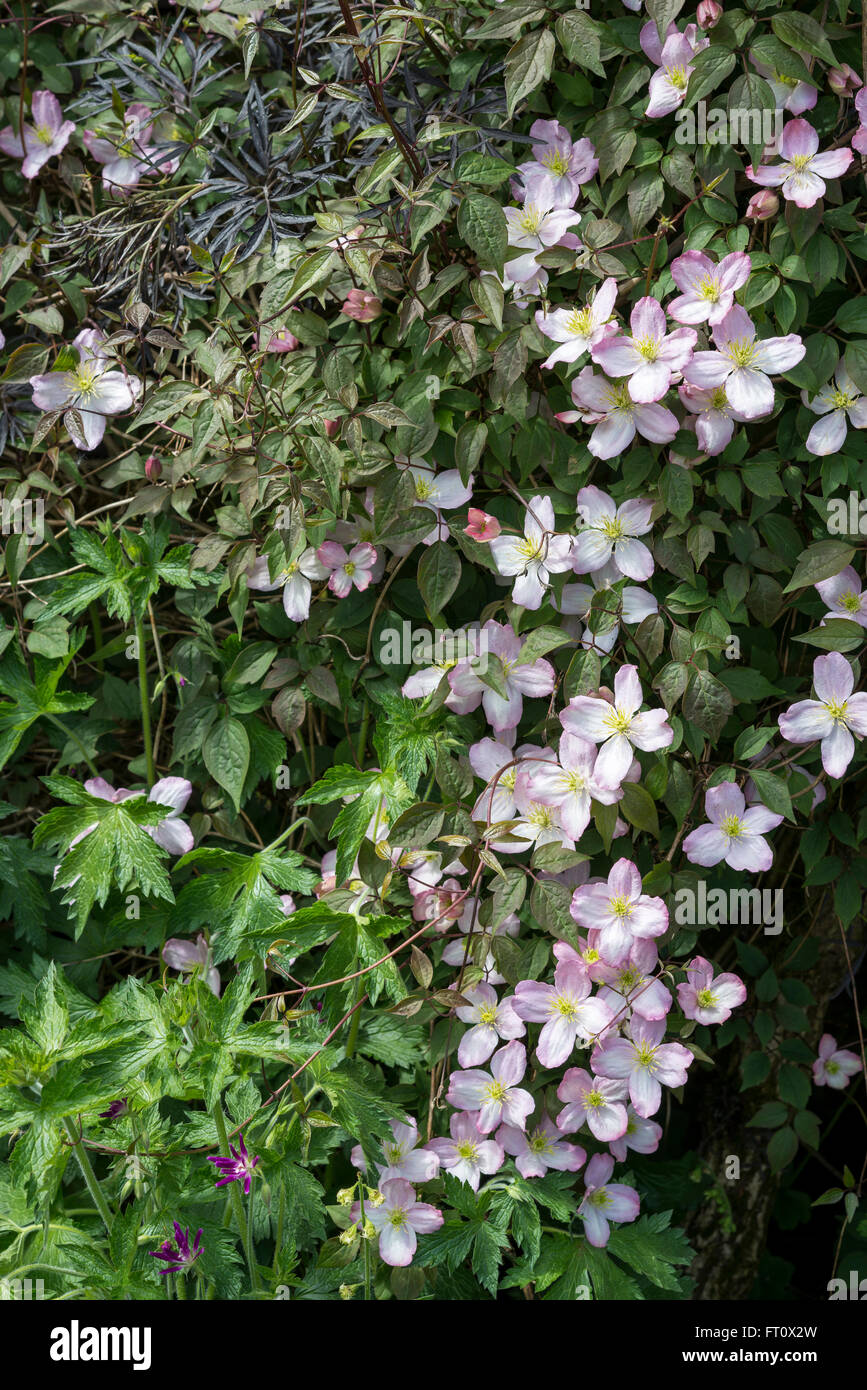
[828,64,862,97]
[696,0,722,28]
[145,454,163,481]
[745,189,779,221]
[323,418,340,439]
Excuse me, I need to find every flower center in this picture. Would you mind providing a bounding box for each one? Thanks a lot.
[554,994,578,1020]
[36,124,54,145]
[601,517,624,540]
[710,387,729,410]
[831,390,856,410]
[529,1127,553,1153]
[344,561,356,576]
[618,967,641,990]
[478,1005,498,1025]
[589,1187,612,1208]
[666,65,689,91]
[825,699,849,724]
[603,709,633,736]
[568,307,593,336]
[609,894,633,918]
[634,336,659,361]
[605,381,634,412]
[519,536,545,563]
[542,150,570,176]
[699,276,721,302]
[414,477,434,500]
[789,154,812,172]
[635,1042,657,1069]
[387,1209,408,1229]
[565,769,588,792]
[518,205,543,234]
[585,1088,605,1108]
[456,1139,478,1160]
[486,1081,507,1102]
[696,988,716,1009]
[721,813,742,838]
[840,590,861,613]
[72,366,99,396]
[726,338,757,368]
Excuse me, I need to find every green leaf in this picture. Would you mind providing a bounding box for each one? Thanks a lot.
[555,10,605,78]
[619,781,660,838]
[682,669,733,740]
[203,717,250,813]
[771,12,837,65]
[457,193,508,276]
[505,29,555,116]
[794,619,864,654]
[784,540,856,592]
[418,541,461,613]
[767,1124,798,1172]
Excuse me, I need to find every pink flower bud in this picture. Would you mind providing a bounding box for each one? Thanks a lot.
[145,454,162,480]
[464,508,501,541]
[256,327,300,353]
[696,0,722,28]
[340,288,382,322]
[323,417,340,439]
[828,64,862,97]
[745,189,779,221]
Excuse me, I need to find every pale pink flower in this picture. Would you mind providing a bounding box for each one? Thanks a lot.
[489,494,574,609]
[854,88,867,156]
[497,1114,586,1178]
[608,1105,663,1162]
[572,486,655,581]
[560,365,679,458]
[778,651,867,777]
[802,366,867,456]
[535,277,618,368]
[446,1039,535,1133]
[681,305,805,419]
[341,288,382,322]
[350,1119,440,1184]
[668,250,751,327]
[682,783,782,871]
[639,18,705,66]
[592,1016,693,1118]
[163,933,220,996]
[812,1034,863,1090]
[592,296,696,403]
[447,620,556,732]
[349,1179,442,1266]
[560,664,673,788]
[425,1111,504,1189]
[815,567,867,629]
[456,983,525,1067]
[246,547,329,622]
[677,956,747,1025]
[504,192,581,251]
[595,938,673,1021]
[512,960,614,1069]
[469,736,521,823]
[256,326,300,352]
[0,90,75,179]
[645,33,700,118]
[84,775,194,855]
[516,119,598,208]
[441,912,520,986]
[556,1067,629,1142]
[465,508,501,541]
[570,858,668,966]
[519,732,620,840]
[316,540,378,597]
[83,103,178,195]
[677,381,749,454]
[747,118,852,208]
[397,458,474,545]
[578,1153,640,1248]
[555,561,658,655]
[30,328,142,451]
[750,56,817,115]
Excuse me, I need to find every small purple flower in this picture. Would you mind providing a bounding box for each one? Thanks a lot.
[206,1131,260,1194]
[98,1098,128,1120]
[150,1222,203,1274]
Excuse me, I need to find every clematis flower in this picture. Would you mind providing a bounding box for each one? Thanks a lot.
[446,1039,535,1133]
[828,64,862,98]
[592,1016,693,1118]
[854,88,867,156]
[163,933,221,996]
[150,1222,203,1275]
[496,780,575,855]
[678,382,749,455]
[469,736,521,822]
[341,289,382,322]
[556,1067,629,1142]
[572,486,655,581]
[516,119,598,208]
[608,1105,663,1163]
[812,1034,863,1090]
[682,783,782,871]
[207,1131,260,1194]
[489,494,574,609]
[814,567,867,629]
[645,33,701,118]
[592,296,697,403]
[397,458,474,545]
[595,938,673,1021]
[316,540,378,597]
[513,960,614,1069]
[350,1119,440,1184]
[441,912,521,986]
[255,326,300,352]
[677,956,747,1025]
[83,103,178,194]
[30,328,142,451]
[668,250,752,327]
[560,664,673,788]
[82,775,194,855]
[578,1153,640,1248]
[681,305,805,419]
[425,1111,504,1190]
[519,732,621,840]
[465,508,501,541]
[802,365,867,456]
[555,561,658,655]
[570,858,668,966]
[447,620,556,732]
[747,118,852,209]
[750,55,817,115]
[777,651,867,777]
[560,366,679,458]
[456,983,525,1066]
[535,277,618,368]
[246,548,329,622]
[0,91,75,179]
[349,1179,442,1267]
[497,1114,586,1178]
[504,192,581,251]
